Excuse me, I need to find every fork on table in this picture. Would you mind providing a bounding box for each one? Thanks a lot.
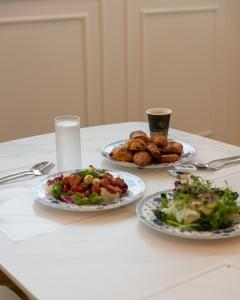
[0,162,55,184]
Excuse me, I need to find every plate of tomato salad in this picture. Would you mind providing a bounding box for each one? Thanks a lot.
[34,166,145,211]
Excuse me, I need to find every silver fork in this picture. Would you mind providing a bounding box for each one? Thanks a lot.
[193,155,240,170]
[0,162,55,184]
[209,160,240,170]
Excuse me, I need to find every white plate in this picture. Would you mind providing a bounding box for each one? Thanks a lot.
[34,170,145,212]
[101,139,197,169]
[136,190,240,239]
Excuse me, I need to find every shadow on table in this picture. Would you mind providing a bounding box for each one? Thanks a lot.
[137,221,240,256]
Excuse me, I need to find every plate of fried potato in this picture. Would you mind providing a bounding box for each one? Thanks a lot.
[101,130,197,168]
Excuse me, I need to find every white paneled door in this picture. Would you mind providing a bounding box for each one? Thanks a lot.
[0,1,103,141]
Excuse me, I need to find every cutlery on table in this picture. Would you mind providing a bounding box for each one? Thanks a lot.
[193,155,240,170]
[0,161,55,184]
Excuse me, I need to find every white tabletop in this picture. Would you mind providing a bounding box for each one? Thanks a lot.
[1,122,240,300]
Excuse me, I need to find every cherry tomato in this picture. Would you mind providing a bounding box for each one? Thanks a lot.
[104,173,113,181]
[111,177,124,187]
[78,183,89,192]
[92,184,101,194]
[106,185,122,194]
[100,178,109,188]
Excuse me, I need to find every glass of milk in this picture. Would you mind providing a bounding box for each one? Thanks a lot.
[55,115,81,172]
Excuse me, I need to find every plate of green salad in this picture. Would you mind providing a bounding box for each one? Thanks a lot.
[34,166,145,211]
[136,175,240,239]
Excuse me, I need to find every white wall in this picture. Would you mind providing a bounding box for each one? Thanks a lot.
[0,0,239,145]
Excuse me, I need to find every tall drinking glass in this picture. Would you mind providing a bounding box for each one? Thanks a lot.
[55,115,81,172]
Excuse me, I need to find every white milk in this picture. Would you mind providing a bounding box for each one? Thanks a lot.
[55,116,81,172]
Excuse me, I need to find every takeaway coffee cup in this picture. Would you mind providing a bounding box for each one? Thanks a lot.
[146,108,172,137]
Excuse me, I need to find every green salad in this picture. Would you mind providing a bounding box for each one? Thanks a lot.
[154,175,239,231]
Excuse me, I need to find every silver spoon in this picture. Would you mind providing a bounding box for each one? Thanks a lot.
[0,161,55,184]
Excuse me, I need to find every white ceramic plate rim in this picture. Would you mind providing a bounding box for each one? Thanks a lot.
[101,139,197,169]
[34,170,145,212]
[136,190,240,240]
